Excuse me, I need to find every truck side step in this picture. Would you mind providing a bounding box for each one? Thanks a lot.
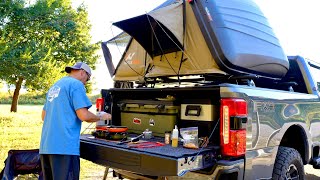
[311,156,320,169]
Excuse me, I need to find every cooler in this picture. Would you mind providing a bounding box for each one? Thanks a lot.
[118,100,180,137]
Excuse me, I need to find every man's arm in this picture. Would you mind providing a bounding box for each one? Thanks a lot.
[76,108,111,122]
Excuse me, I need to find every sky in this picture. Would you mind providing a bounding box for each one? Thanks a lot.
[255,0,320,61]
[72,0,168,91]
[71,0,320,91]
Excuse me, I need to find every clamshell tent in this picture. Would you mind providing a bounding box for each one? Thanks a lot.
[108,0,289,82]
[110,0,225,81]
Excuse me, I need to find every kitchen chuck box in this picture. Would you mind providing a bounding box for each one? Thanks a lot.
[118,100,180,137]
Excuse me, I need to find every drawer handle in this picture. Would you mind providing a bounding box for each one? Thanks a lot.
[185,105,201,116]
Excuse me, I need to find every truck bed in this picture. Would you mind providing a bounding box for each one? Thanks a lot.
[80,134,218,176]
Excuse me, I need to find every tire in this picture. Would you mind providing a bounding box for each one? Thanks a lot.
[272,146,305,180]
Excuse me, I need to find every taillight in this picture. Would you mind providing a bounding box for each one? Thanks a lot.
[96,98,104,111]
[220,98,247,157]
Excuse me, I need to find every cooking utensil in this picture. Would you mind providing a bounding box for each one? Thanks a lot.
[127,142,165,148]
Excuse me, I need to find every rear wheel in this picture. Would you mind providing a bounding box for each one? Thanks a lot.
[272,146,305,180]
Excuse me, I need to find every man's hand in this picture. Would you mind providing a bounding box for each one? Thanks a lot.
[97,111,112,121]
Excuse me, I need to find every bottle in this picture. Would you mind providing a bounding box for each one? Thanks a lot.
[171,125,179,147]
[165,131,171,144]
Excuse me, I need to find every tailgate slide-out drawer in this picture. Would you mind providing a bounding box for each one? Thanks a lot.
[80,135,217,176]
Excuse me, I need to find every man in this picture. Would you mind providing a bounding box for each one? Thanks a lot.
[39,62,111,180]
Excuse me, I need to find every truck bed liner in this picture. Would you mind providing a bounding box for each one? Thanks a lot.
[80,134,218,176]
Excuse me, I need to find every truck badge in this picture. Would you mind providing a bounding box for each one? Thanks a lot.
[255,101,275,112]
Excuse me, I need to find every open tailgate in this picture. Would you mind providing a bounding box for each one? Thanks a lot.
[80,134,218,176]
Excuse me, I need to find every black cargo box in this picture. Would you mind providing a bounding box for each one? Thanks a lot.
[191,0,289,77]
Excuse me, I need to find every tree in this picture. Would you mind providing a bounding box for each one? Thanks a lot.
[0,0,99,112]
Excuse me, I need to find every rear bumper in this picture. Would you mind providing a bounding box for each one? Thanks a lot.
[210,159,244,179]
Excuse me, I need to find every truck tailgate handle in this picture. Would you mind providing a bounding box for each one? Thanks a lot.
[185,105,201,116]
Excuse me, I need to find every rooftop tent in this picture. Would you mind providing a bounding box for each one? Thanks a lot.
[110,0,289,80]
[111,0,225,80]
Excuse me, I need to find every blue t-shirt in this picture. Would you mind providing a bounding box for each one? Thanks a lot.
[39,76,92,155]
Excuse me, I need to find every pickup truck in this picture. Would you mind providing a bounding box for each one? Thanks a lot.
[80,0,320,179]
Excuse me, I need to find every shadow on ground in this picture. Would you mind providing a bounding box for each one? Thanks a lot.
[305,173,320,180]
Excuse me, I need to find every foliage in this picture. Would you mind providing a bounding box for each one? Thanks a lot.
[0,92,46,104]
[0,104,106,179]
[0,0,99,111]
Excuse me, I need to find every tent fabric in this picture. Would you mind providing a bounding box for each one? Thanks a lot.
[146,1,225,77]
[148,1,184,45]
[113,15,182,57]
[101,42,115,77]
[107,32,131,46]
[111,0,225,81]
[0,149,43,180]
[113,39,152,81]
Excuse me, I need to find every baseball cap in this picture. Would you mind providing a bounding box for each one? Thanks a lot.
[65,62,92,76]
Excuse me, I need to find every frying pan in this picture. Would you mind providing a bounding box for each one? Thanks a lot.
[96,125,128,133]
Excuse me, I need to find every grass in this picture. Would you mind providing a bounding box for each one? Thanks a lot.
[0,104,106,179]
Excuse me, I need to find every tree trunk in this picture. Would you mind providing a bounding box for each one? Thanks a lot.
[10,77,23,112]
